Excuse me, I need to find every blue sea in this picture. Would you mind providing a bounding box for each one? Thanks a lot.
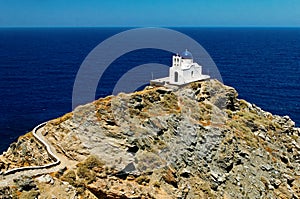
[0,28,299,152]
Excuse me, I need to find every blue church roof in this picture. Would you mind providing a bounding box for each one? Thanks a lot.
[180,49,193,59]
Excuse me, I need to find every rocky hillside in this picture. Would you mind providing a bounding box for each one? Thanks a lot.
[0,133,53,172]
[0,79,299,199]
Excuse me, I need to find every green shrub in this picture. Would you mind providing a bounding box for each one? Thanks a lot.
[135,175,150,185]
[76,155,103,184]
[81,155,104,169]
[61,170,76,186]
[77,165,96,184]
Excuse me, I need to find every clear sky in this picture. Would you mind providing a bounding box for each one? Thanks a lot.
[0,0,300,27]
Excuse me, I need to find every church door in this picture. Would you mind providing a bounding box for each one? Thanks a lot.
[174,72,178,82]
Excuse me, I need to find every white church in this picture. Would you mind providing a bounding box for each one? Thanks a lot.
[151,49,210,86]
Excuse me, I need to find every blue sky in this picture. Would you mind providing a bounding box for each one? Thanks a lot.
[0,0,300,27]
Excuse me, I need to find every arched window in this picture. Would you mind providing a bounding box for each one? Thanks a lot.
[174,72,178,82]
[191,71,194,77]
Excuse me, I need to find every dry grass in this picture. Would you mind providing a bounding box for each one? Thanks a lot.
[49,112,73,126]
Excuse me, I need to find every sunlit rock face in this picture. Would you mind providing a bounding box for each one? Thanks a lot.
[1,79,299,198]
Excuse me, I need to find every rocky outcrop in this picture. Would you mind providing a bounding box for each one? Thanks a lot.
[0,79,299,198]
[0,132,53,173]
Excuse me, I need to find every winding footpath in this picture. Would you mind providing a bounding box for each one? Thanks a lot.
[0,122,60,175]
[0,122,74,186]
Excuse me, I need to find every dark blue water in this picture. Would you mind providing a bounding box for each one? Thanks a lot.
[0,28,299,152]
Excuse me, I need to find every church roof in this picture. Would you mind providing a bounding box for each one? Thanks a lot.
[180,49,193,59]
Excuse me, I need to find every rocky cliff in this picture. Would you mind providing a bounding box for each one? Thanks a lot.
[0,79,299,199]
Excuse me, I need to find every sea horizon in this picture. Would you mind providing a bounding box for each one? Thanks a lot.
[1,26,300,29]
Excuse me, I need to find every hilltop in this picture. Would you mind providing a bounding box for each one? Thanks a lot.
[0,79,299,198]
